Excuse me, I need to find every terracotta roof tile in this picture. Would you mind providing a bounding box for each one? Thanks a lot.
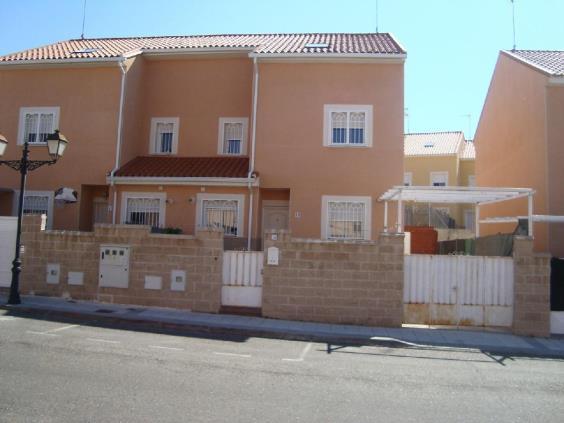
[114,156,250,178]
[404,131,465,157]
[0,33,405,62]
[504,50,564,76]
[459,140,475,160]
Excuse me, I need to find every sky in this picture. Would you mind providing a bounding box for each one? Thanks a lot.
[1,0,563,139]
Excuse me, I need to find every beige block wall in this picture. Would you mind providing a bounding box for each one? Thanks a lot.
[18,215,223,312]
[262,230,404,327]
[512,236,551,337]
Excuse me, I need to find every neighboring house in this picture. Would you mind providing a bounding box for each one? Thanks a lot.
[0,33,406,247]
[404,131,475,231]
[474,50,564,256]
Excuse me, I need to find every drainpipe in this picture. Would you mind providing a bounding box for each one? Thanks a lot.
[247,57,259,250]
[109,58,127,224]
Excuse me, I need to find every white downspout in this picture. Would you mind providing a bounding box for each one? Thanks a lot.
[110,58,127,224]
[247,57,259,250]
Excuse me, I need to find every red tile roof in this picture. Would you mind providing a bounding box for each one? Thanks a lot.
[0,33,405,62]
[504,50,564,76]
[404,131,465,157]
[114,156,250,178]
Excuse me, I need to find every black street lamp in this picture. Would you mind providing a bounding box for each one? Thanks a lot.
[0,131,69,305]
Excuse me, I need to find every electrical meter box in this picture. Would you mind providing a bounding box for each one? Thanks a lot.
[99,245,130,288]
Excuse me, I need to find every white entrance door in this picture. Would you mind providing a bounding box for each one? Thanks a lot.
[0,217,17,287]
[262,201,289,233]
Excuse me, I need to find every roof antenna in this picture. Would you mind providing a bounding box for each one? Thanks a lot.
[404,108,410,133]
[375,0,379,33]
[510,0,517,50]
[80,0,87,39]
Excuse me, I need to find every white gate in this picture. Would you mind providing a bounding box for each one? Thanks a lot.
[0,217,17,287]
[404,255,514,327]
[222,251,263,308]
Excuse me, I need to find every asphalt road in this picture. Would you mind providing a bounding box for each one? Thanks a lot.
[1,310,563,423]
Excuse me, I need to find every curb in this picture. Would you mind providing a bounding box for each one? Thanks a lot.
[3,304,564,359]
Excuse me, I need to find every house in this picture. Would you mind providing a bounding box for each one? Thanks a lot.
[403,131,476,232]
[0,33,406,248]
[474,50,564,256]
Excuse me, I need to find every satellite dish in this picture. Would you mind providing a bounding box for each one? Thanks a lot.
[55,187,78,204]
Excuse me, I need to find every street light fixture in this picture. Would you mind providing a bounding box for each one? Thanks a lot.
[0,131,69,305]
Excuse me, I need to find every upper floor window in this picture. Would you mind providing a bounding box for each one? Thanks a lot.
[321,195,371,241]
[323,105,373,147]
[218,118,248,155]
[404,172,413,186]
[18,107,60,145]
[150,117,179,155]
[430,171,448,186]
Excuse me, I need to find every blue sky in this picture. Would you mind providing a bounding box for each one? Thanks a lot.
[1,0,563,138]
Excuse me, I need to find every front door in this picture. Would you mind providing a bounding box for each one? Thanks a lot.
[262,201,289,234]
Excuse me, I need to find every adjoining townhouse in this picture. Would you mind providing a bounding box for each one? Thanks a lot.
[474,50,564,256]
[0,33,405,248]
[403,131,476,232]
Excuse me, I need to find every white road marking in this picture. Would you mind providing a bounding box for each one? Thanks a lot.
[213,352,251,358]
[282,342,312,362]
[45,324,79,333]
[86,338,121,344]
[149,345,184,351]
[26,330,59,337]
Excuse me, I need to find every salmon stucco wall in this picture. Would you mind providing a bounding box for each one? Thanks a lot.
[475,53,549,252]
[546,85,564,257]
[255,61,404,239]
[0,64,122,229]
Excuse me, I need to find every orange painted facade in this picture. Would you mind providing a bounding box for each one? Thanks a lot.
[475,52,564,256]
[0,51,404,245]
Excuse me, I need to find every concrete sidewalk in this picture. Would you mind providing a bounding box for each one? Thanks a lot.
[2,294,564,358]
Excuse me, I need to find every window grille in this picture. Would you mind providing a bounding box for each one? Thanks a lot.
[24,112,55,144]
[431,172,448,187]
[156,122,174,153]
[223,122,243,155]
[327,201,366,240]
[331,111,365,145]
[22,195,49,216]
[202,199,239,235]
[125,197,161,228]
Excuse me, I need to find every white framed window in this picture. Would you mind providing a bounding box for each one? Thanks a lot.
[468,175,476,187]
[218,118,248,155]
[17,107,60,145]
[321,195,371,240]
[196,193,244,236]
[323,105,373,147]
[430,171,449,186]
[121,192,166,228]
[13,190,54,229]
[404,172,413,186]
[150,117,179,155]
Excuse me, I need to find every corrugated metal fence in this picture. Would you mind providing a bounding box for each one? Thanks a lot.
[404,255,514,327]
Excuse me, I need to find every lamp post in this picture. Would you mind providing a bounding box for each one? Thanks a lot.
[0,131,69,305]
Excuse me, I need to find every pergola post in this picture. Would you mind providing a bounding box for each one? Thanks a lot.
[475,203,480,238]
[528,193,534,237]
[383,201,389,233]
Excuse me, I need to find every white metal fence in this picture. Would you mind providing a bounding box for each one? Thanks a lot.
[0,217,17,287]
[222,251,264,308]
[404,254,514,327]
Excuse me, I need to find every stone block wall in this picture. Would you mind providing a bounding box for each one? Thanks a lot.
[17,215,223,313]
[262,230,404,327]
[513,236,551,337]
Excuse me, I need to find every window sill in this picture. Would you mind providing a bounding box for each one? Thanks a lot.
[324,143,371,148]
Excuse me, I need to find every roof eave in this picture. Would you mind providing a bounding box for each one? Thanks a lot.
[0,56,126,68]
[501,50,558,77]
[109,176,260,187]
[249,52,406,63]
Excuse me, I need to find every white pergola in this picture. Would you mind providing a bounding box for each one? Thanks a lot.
[378,186,535,237]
